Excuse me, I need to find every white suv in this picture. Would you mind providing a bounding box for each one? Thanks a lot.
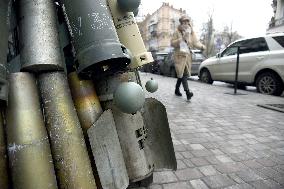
[199,33,284,96]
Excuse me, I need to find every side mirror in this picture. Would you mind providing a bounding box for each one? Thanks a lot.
[216,53,221,58]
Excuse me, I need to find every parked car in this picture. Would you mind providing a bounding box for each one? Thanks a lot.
[159,50,206,77]
[199,33,284,96]
[140,52,168,74]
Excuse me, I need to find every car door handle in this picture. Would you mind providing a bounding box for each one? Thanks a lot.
[256,56,264,60]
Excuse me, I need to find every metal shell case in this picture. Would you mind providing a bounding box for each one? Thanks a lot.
[68,72,103,133]
[61,0,130,76]
[6,72,58,189]
[19,0,64,72]
[38,72,97,189]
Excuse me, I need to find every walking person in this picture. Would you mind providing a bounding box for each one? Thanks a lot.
[171,15,205,101]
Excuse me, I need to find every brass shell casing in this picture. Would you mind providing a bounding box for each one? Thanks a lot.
[38,72,97,189]
[67,72,103,133]
[6,72,57,189]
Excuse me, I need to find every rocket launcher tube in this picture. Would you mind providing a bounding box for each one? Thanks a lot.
[107,0,154,69]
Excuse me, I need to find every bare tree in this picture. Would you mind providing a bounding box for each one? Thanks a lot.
[220,22,242,47]
[200,11,215,57]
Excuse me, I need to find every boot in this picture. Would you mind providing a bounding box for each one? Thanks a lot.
[175,78,182,96]
[185,90,193,101]
[175,88,182,96]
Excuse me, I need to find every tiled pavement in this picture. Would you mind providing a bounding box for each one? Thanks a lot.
[140,72,284,189]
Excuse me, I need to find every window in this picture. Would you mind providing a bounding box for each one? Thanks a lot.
[235,38,268,54]
[273,36,284,47]
[193,53,205,61]
[222,37,268,57]
[221,46,238,57]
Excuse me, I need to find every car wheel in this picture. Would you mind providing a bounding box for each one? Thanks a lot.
[200,69,213,84]
[256,72,284,96]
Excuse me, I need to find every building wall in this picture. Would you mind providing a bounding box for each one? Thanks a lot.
[267,0,284,33]
[138,3,186,52]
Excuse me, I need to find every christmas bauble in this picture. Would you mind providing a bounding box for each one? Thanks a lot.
[114,82,145,114]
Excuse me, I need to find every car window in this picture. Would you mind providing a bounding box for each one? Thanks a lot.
[164,54,172,64]
[272,36,284,48]
[221,46,238,57]
[236,38,269,54]
[221,38,268,57]
[193,53,205,60]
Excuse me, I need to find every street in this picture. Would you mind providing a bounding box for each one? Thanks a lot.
[140,72,284,189]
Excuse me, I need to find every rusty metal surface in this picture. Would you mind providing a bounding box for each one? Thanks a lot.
[6,72,57,189]
[68,72,103,133]
[112,106,154,182]
[88,110,129,189]
[38,72,97,189]
[141,98,177,171]
[19,0,64,72]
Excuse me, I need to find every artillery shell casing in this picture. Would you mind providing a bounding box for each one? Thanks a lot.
[6,72,57,189]
[38,72,97,189]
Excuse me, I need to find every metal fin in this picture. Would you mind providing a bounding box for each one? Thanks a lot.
[141,98,177,171]
[88,110,129,189]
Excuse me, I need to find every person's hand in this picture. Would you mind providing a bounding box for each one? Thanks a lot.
[182,32,189,41]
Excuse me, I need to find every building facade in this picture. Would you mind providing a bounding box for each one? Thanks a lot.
[267,0,284,33]
[138,3,187,52]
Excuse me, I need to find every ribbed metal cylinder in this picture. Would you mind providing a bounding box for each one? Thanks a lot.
[0,107,9,189]
[107,0,153,69]
[6,72,58,189]
[67,72,103,133]
[19,0,64,72]
[38,72,97,189]
[61,0,130,76]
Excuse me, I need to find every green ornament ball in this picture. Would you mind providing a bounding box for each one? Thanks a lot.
[114,82,145,114]
[145,78,158,93]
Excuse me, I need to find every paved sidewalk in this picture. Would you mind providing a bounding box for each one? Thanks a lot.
[140,72,284,189]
